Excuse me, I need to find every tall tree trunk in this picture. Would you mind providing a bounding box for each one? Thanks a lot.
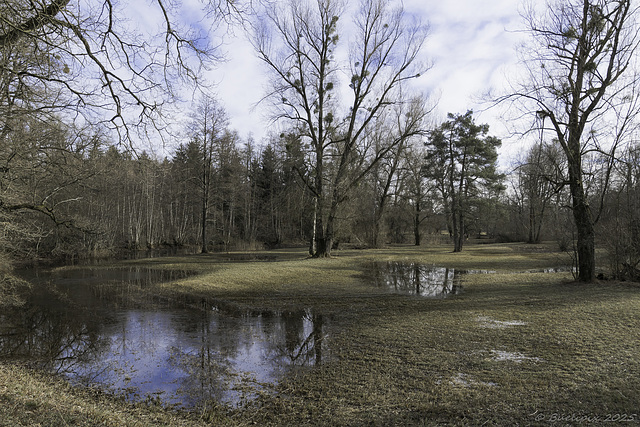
[568,159,595,281]
[313,147,333,257]
[309,197,317,256]
[451,202,461,252]
[201,148,210,254]
[413,199,421,246]
[316,195,337,257]
[372,194,388,248]
[201,195,208,253]
[316,215,334,257]
[453,209,463,252]
[528,202,536,244]
[372,216,382,248]
[573,200,596,282]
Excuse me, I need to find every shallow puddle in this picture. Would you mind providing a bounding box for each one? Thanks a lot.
[2,266,331,408]
[367,262,464,298]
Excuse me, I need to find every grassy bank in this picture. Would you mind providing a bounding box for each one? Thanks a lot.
[0,364,209,426]
[2,243,639,425]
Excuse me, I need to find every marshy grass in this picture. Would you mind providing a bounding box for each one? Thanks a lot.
[2,242,639,426]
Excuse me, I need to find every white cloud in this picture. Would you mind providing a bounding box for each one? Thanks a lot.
[414,0,523,112]
[211,36,268,142]
[204,0,529,162]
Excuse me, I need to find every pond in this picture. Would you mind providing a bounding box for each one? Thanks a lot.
[2,260,507,408]
[366,262,575,297]
[1,266,330,408]
[367,262,465,298]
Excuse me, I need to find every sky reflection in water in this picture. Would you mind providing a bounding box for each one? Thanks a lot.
[60,306,327,407]
[1,267,329,408]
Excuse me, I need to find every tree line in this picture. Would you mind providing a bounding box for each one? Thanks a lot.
[1,0,640,284]
[1,98,638,282]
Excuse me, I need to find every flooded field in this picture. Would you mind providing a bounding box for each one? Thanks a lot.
[2,260,562,409]
[1,266,330,408]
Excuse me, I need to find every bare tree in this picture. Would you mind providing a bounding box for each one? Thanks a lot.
[253,0,429,256]
[512,141,565,243]
[0,0,239,144]
[186,95,229,253]
[600,143,640,280]
[399,140,434,246]
[368,95,433,247]
[503,0,640,281]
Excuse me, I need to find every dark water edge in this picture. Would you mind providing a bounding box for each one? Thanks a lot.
[12,246,201,269]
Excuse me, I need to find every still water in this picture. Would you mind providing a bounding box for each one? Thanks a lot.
[1,267,329,408]
[367,262,465,297]
[2,261,471,409]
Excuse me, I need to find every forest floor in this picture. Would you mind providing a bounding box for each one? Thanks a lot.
[2,242,639,426]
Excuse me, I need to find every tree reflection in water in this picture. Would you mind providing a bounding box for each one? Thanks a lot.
[368,262,464,297]
[0,267,331,409]
[0,285,107,369]
[159,306,329,407]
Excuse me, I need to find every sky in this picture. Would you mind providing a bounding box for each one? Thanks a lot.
[407,0,524,119]
[121,0,532,166]
[202,0,530,167]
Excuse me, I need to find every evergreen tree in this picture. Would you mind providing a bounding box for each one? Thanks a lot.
[425,111,503,252]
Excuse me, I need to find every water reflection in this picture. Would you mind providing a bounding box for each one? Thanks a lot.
[368,262,464,298]
[21,266,193,290]
[62,307,327,407]
[1,267,330,408]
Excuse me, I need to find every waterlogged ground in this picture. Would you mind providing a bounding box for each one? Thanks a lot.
[367,262,465,297]
[2,260,484,409]
[1,244,639,426]
[2,267,330,408]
